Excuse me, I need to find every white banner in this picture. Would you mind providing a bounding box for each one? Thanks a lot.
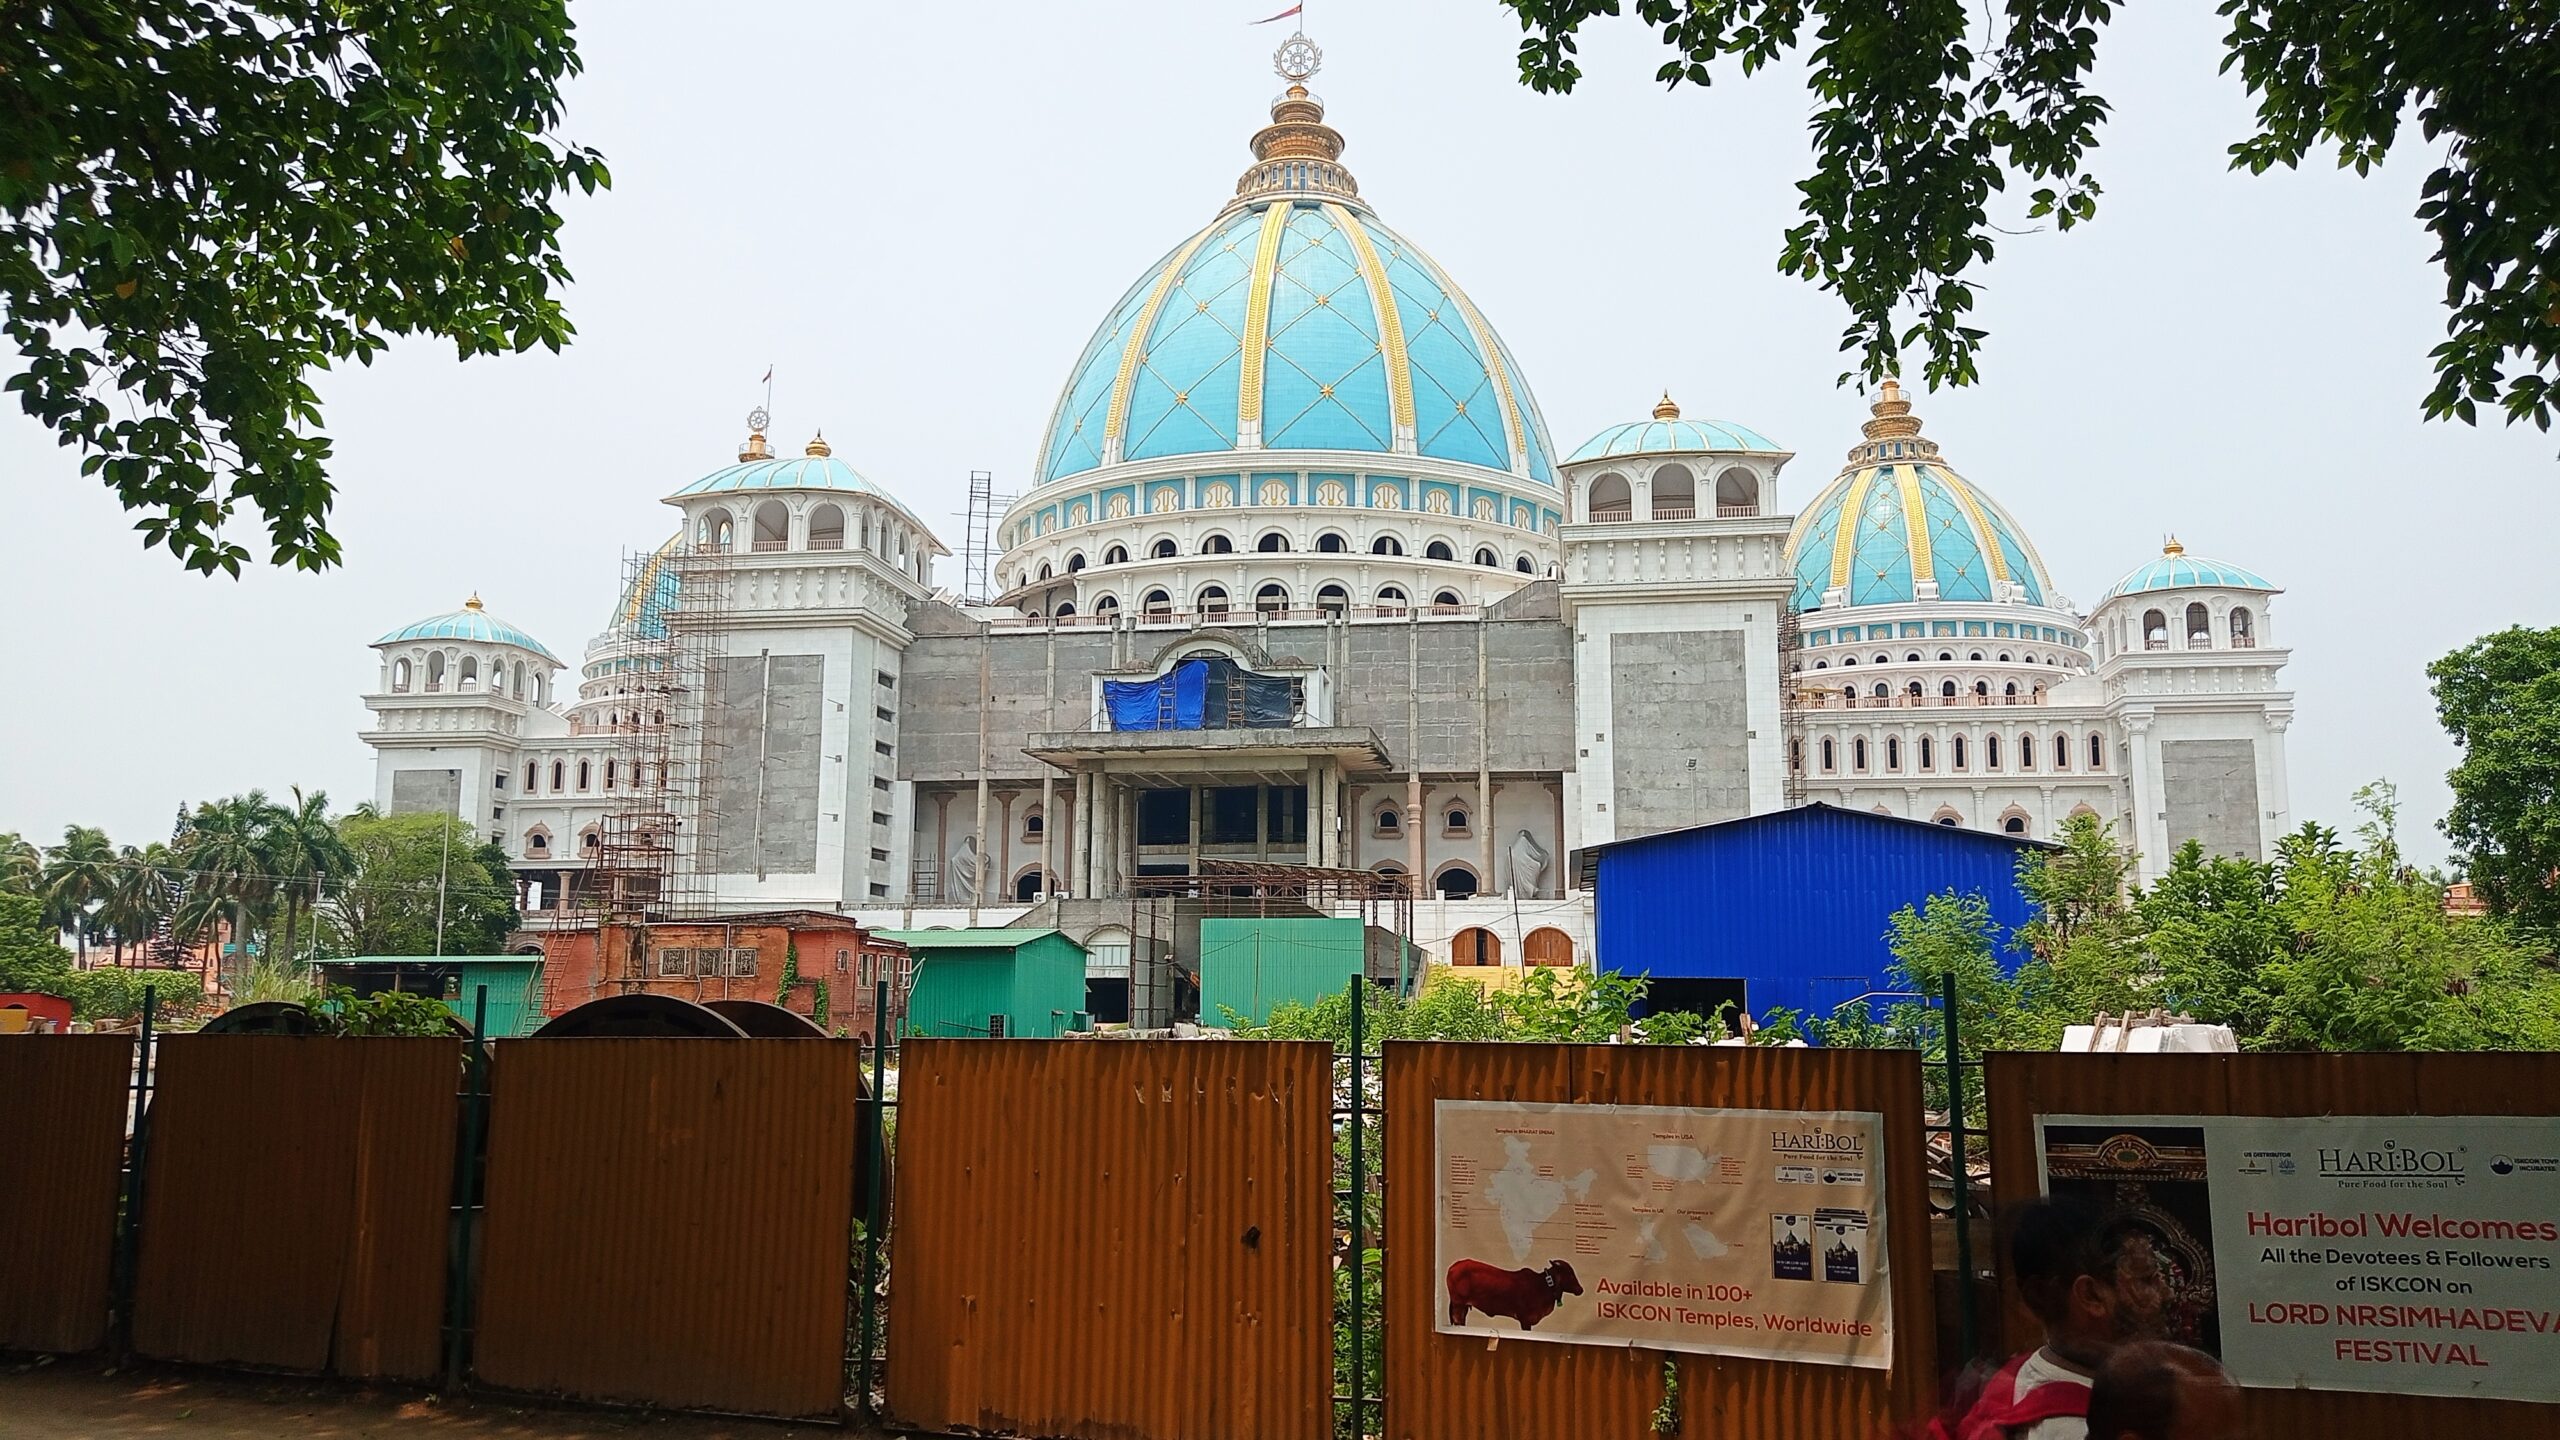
[1434,1100,1892,1367]
[2036,1113,2560,1405]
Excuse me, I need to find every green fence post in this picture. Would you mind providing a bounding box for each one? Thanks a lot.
[1942,970,1977,1363]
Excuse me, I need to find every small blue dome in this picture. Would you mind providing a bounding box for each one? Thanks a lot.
[376,598,558,664]
[1568,402,1780,461]
[610,535,683,640]
[1785,458,2054,612]
[1037,199,1556,487]
[673,452,894,498]
[2100,545,2275,602]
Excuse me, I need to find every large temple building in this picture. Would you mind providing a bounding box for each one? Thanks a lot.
[360,37,2293,1025]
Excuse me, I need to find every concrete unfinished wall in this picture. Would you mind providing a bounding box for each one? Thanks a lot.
[1607,630,1749,836]
[2162,737,2261,858]
[388,769,460,816]
[709,654,824,875]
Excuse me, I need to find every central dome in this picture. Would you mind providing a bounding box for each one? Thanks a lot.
[1034,87,1555,488]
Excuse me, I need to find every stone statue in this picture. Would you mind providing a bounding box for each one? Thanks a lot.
[947,835,982,904]
[1505,829,1551,898]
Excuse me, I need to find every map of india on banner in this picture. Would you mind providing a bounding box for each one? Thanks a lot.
[1432,1100,1892,1367]
[2037,1114,2560,1406]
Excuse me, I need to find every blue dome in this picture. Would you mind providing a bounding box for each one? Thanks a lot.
[376,599,559,664]
[1036,199,1557,486]
[1569,409,1781,461]
[2100,546,2274,602]
[673,452,895,499]
[1786,459,2053,612]
[610,535,683,641]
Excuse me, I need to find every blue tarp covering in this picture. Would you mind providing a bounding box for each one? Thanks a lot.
[1104,659,1208,731]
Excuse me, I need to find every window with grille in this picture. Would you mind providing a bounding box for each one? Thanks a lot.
[728,947,759,978]
[657,947,689,977]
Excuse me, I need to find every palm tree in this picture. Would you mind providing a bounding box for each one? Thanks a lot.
[264,787,354,970]
[99,845,176,965]
[181,792,283,986]
[41,825,116,965]
[0,832,40,896]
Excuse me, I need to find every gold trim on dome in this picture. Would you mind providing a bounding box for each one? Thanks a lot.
[1104,221,1218,458]
[1894,466,1932,581]
[1237,201,1292,428]
[1939,466,2013,585]
[1828,467,1878,592]
[1327,202,1414,432]
[1443,273,1528,472]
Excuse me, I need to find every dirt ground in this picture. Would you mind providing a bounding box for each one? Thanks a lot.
[0,1358,853,1439]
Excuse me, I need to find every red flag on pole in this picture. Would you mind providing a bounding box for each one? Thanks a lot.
[1250,4,1302,23]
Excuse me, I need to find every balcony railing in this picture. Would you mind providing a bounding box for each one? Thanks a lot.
[1717,503,1761,517]
[1589,505,1633,522]
[1791,691,2048,710]
[1650,504,1696,520]
[751,538,788,553]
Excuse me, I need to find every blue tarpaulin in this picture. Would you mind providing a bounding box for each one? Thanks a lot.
[1104,659,1208,730]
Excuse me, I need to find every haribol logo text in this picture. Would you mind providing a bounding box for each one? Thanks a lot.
[2320,1140,2463,1178]
[1770,1131,1865,1156]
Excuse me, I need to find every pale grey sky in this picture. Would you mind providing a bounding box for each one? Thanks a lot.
[4,0,2551,864]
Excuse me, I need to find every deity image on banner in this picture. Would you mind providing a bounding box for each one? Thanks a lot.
[2041,1124,2221,1355]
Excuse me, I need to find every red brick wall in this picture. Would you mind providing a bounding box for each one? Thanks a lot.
[537,920,888,1037]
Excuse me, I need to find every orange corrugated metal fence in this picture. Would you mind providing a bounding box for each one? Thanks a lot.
[0,1036,133,1353]
[471,1040,865,1419]
[1384,1042,1938,1440]
[132,1035,460,1378]
[1985,1051,2560,1436]
[887,1039,1336,1440]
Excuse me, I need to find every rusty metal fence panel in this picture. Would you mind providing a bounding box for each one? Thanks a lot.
[132,1035,460,1378]
[1384,1042,1938,1440]
[0,1036,134,1353]
[887,1039,1336,1440]
[1985,1051,2560,1436]
[471,1040,865,1419]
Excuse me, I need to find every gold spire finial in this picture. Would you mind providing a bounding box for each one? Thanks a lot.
[1232,30,1359,207]
[1653,391,1681,421]
[2163,534,2185,557]
[463,592,484,612]
[1860,377,1923,440]
[806,430,832,458]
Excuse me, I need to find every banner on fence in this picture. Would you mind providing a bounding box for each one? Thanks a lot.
[2037,1113,2560,1406]
[1432,1099,1891,1368]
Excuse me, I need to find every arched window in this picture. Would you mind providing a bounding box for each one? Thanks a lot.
[426,652,447,691]
[1969,651,1984,662]
[1443,803,1472,837]
[1376,585,1408,611]
[2003,815,2029,835]
[1451,927,1500,966]
[1257,532,1290,553]
[1374,803,1401,837]
[1515,555,1534,573]
[576,760,592,790]
[1918,736,1935,770]
[1819,737,1837,771]
[2185,602,2211,647]
[1435,864,1480,900]
[1973,680,1990,698]
[525,761,539,791]
[1255,582,1289,614]
[1105,544,1129,565]
[525,828,551,856]
[1886,737,1903,770]
[580,826,601,854]
[1201,533,1234,554]
[1316,532,1348,553]
[698,508,735,550]
[1197,585,1230,617]
[809,503,845,550]
[2143,609,2169,650]
[1142,589,1172,618]
[1907,681,1925,697]
[2004,681,2018,698]
[1065,552,1086,573]
[604,759,618,789]
[2054,733,2072,769]
[1873,682,1890,699]
[1151,538,1178,558]
[1940,679,1957,698]
[513,661,527,699]
[2020,732,2037,770]
[1955,735,1971,769]
[1093,593,1120,615]
[1470,546,1497,568]
[1714,466,1758,516]
[1852,737,1870,771]
[1432,590,1463,610]
[2230,606,2255,646]
[1588,472,1632,521]
[1842,656,1857,666]
[1038,561,1054,581]
[1054,602,1077,617]
[1014,869,1046,902]
[1316,584,1350,616]
[1425,540,1455,561]
[550,760,565,791]
[1933,808,1962,827]
[1649,464,1695,519]
[391,657,413,692]
[752,500,789,551]
[1524,927,1573,967]
[1372,535,1404,556]
[2088,732,2106,770]
[1985,733,2002,769]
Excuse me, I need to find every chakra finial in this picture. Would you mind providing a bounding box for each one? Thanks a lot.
[1653,391,1681,421]
[1233,29,1359,208]
[739,405,772,462]
[1273,30,1322,86]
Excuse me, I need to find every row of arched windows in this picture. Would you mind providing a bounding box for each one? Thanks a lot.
[520,756,643,794]
[1018,532,1537,589]
[1807,647,2073,670]
[389,652,545,703]
[1033,581,1473,621]
[1805,730,2108,775]
[693,501,926,580]
[2127,603,2255,653]
[1582,464,1760,521]
[1450,926,1576,966]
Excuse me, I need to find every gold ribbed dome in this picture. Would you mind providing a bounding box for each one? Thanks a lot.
[1653,392,1682,421]
[805,431,832,458]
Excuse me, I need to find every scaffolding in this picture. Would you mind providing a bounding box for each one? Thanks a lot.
[592,539,734,989]
[1128,860,1418,1017]
[959,469,1012,604]
[1778,607,1807,808]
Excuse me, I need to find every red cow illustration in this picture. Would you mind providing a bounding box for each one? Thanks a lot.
[1445,1258,1583,1330]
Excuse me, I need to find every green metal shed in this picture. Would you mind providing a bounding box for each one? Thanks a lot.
[1199,917,1366,1027]
[878,928,1089,1039]
[315,955,549,1037]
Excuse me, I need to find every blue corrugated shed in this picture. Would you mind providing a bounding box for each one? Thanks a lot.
[1577,804,2052,1025]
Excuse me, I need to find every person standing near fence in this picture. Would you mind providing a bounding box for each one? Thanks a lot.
[1927,1196,2173,1440]
[2085,1342,2242,1440]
